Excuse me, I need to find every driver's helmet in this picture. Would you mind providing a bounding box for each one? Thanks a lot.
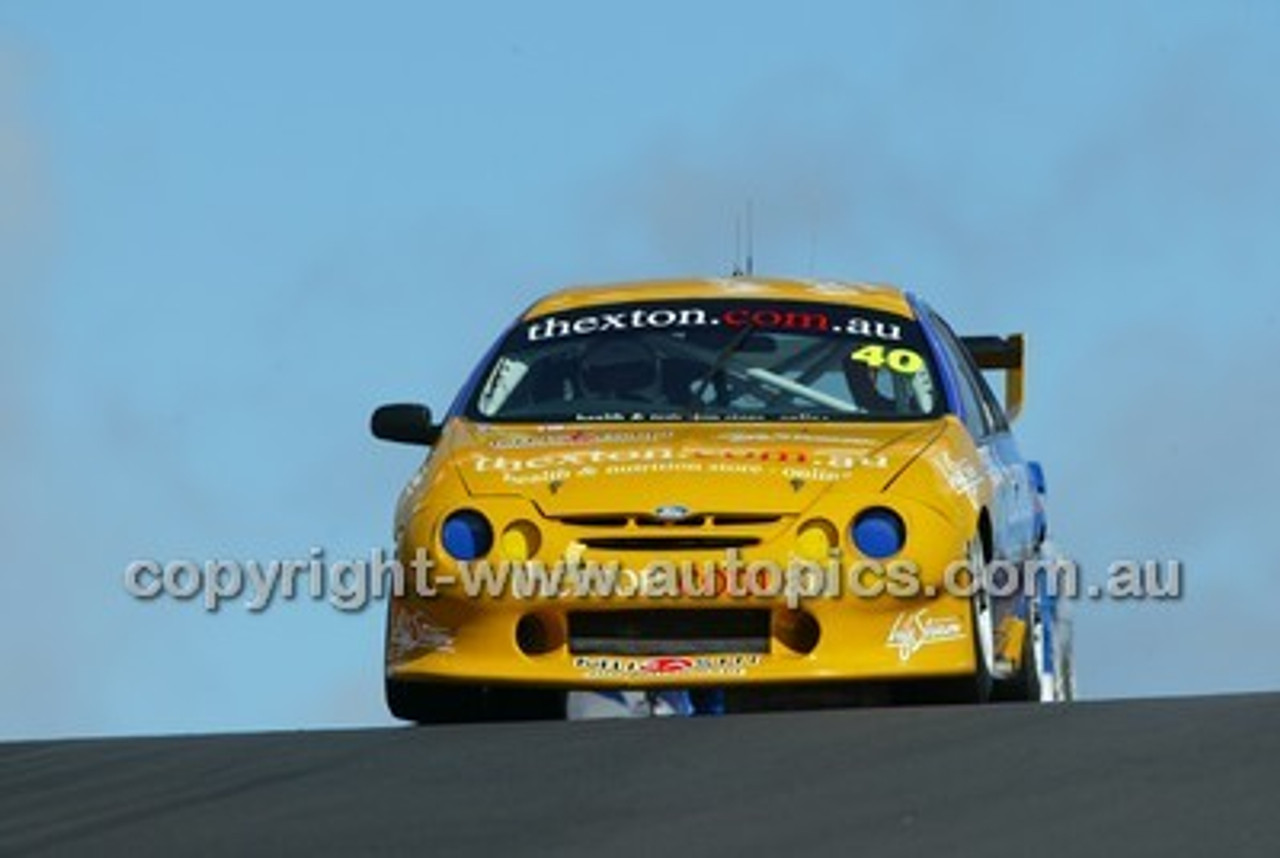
[579,338,658,398]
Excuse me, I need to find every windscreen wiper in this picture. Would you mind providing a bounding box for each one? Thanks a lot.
[683,323,757,418]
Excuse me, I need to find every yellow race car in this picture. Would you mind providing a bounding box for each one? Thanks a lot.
[372,277,1061,722]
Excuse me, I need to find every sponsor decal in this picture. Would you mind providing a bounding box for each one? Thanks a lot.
[780,456,889,483]
[386,606,456,662]
[932,450,984,504]
[574,654,763,678]
[886,608,966,662]
[850,344,925,375]
[714,431,884,447]
[523,301,904,344]
[486,429,675,450]
[471,446,889,476]
[493,468,575,486]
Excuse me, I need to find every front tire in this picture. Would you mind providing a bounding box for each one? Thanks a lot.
[484,687,567,721]
[386,678,486,724]
[928,585,993,704]
[896,540,994,705]
[957,537,995,703]
[386,679,566,724]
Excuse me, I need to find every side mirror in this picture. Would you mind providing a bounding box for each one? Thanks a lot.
[371,403,441,446]
[1027,460,1047,495]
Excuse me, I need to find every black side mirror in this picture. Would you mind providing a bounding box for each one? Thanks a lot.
[371,403,441,446]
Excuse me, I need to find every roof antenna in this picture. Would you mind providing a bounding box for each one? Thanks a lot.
[730,200,755,277]
[731,212,744,276]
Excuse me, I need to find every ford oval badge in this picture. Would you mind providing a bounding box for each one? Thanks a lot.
[653,504,691,521]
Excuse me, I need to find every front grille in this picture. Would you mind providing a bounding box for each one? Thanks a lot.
[578,536,759,551]
[633,514,710,527]
[557,513,782,528]
[568,609,771,655]
[558,515,631,528]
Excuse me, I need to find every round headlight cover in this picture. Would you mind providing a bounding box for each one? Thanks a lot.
[796,519,837,562]
[501,520,542,561]
[851,508,905,559]
[441,510,494,560]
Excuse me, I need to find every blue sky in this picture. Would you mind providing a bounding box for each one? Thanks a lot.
[3,1,1279,739]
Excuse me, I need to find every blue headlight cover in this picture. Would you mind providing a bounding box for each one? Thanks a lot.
[441,510,494,560]
[852,508,905,559]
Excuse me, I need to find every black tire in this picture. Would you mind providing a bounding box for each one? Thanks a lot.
[484,687,567,722]
[993,615,1042,703]
[967,591,995,703]
[386,678,487,724]
[942,543,995,704]
[943,592,994,703]
[386,679,566,725]
[894,593,993,706]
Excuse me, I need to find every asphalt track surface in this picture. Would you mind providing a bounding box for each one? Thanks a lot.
[3,693,1278,857]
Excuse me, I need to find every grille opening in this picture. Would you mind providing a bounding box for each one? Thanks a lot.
[568,609,771,655]
[555,513,782,529]
[578,536,760,551]
[558,515,630,528]
[515,614,560,656]
[774,610,821,655]
[634,514,709,527]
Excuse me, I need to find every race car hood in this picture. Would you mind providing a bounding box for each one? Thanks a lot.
[449,421,943,517]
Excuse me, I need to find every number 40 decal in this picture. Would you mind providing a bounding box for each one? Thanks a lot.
[851,344,925,374]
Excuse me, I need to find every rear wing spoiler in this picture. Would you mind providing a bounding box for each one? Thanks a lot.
[961,334,1024,422]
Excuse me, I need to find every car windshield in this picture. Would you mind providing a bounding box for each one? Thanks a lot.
[467,299,943,423]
